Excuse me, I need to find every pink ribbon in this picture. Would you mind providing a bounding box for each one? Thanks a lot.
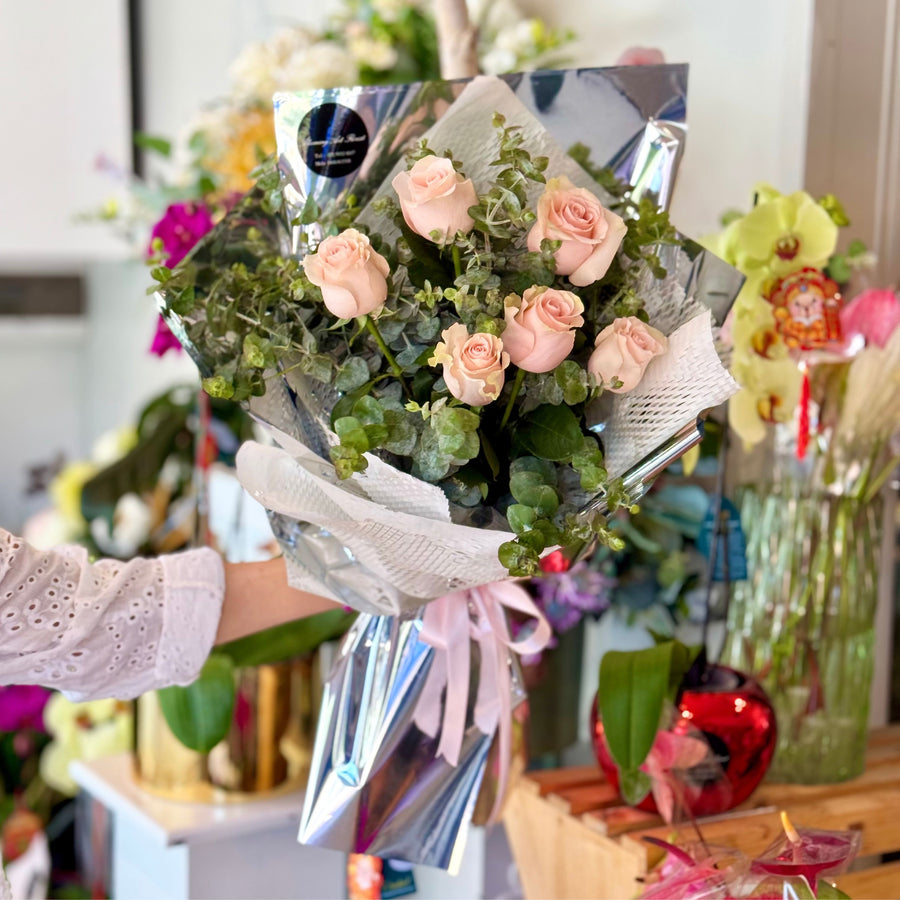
[413,581,551,821]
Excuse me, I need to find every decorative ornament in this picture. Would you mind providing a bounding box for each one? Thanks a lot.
[765,267,842,351]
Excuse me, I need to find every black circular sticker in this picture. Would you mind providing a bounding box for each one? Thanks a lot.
[297,103,369,178]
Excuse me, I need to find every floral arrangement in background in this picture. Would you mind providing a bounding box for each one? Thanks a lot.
[93,0,572,355]
[0,687,126,898]
[705,184,899,478]
[23,387,252,560]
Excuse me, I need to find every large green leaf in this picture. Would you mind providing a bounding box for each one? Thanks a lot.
[218,609,356,668]
[80,410,187,526]
[597,643,673,772]
[156,654,236,753]
[515,404,585,462]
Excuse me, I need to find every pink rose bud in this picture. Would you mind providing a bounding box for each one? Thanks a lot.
[527,176,627,287]
[303,228,390,319]
[588,316,668,393]
[615,46,666,66]
[392,155,478,244]
[429,322,509,406]
[839,288,900,349]
[502,286,585,373]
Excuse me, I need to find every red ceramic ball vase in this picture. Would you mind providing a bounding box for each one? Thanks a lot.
[592,663,777,818]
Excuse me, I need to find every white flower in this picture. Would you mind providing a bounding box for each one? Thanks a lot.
[481,20,539,74]
[347,35,399,71]
[371,0,419,22]
[278,42,359,91]
[90,493,152,558]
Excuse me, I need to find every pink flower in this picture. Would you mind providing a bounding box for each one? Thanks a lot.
[502,286,584,373]
[642,730,710,824]
[615,46,666,66]
[392,155,478,244]
[429,323,509,406]
[149,315,183,357]
[527,176,626,286]
[148,201,214,268]
[303,228,391,319]
[0,686,52,733]
[588,316,668,392]
[840,288,900,349]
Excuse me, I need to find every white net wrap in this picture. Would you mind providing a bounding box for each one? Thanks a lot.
[236,430,512,616]
[604,308,738,476]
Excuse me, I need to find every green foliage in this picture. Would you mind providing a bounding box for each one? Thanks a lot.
[597,639,701,804]
[157,654,237,753]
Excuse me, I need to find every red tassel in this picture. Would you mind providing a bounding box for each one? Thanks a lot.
[797,363,810,460]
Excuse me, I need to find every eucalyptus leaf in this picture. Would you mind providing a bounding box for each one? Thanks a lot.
[157,654,236,753]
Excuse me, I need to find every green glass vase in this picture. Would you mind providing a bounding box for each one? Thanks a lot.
[721,481,883,783]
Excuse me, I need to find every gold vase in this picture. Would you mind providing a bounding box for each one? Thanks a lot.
[133,655,322,803]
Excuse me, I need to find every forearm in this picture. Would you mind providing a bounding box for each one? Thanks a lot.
[216,556,338,644]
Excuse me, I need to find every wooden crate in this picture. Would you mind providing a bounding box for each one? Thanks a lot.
[503,725,900,900]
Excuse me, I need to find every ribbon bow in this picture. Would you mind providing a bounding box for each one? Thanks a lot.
[413,581,551,821]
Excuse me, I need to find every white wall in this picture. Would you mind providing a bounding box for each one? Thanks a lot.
[521,0,814,237]
[0,0,132,270]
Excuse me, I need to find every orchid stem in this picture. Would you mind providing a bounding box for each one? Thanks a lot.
[500,367,525,430]
[363,315,411,398]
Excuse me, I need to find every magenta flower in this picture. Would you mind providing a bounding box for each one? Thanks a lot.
[148,201,214,268]
[840,288,900,349]
[149,315,183,357]
[0,686,52,732]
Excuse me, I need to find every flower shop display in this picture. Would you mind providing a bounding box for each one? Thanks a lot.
[592,639,777,821]
[706,184,900,783]
[153,60,742,869]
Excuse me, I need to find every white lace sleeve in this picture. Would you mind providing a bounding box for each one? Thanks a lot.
[0,529,225,700]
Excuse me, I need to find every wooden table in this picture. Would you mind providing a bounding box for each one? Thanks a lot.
[504,725,900,899]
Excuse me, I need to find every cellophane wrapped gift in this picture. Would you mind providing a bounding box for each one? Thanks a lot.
[155,66,743,869]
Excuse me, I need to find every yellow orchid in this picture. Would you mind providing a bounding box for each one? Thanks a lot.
[729,356,803,447]
[40,695,133,796]
[48,461,99,535]
[730,184,838,277]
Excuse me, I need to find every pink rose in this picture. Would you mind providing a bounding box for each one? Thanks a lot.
[429,322,509,406]
[303,228,390,319]
[615,46,666,66]
[502,286,585,373]
[392,155,478,244]
[588,316,668,393]
[527,176,627,287]
[840,288,900,349]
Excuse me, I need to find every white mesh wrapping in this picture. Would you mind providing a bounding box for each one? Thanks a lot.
[237,431,511,616]
[604,309,738,476]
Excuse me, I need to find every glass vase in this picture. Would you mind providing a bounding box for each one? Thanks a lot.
[721,477,883,783]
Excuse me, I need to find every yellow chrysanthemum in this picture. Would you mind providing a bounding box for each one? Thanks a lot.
[201,107,277,195]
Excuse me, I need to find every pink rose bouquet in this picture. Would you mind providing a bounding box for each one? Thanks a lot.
[155,75,737,581]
